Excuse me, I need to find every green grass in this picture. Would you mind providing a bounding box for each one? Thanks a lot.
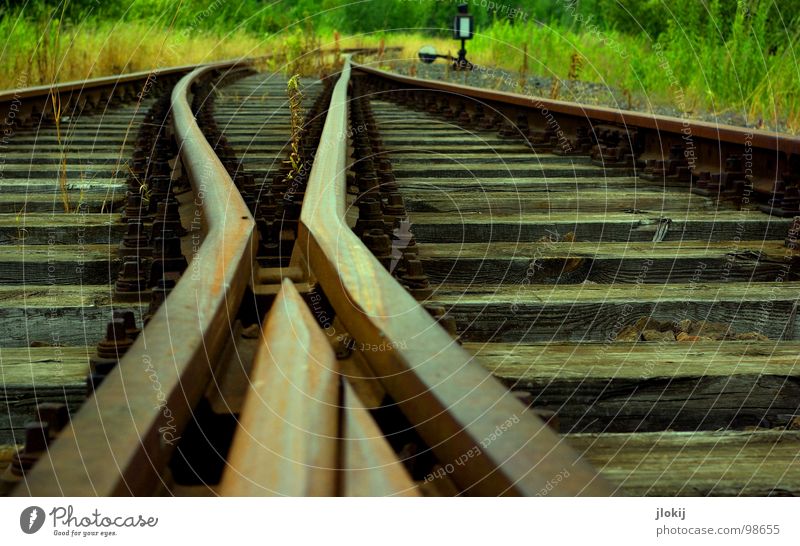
[1,0,798,132]
[470,1,800,131]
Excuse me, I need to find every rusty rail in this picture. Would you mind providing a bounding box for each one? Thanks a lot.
[297,57,612,496]
[218,279,419,496]
[352,61,800,197]
[14,56,615,497]
[352,61,800,154]
[14,60,256,496]
[0,62,238,125]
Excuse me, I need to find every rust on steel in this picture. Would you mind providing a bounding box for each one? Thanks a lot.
[219,279,340,496]
[351,62,800,156]
[0,64,198,102]
[297,57,613,496]
[220,279,419,496]
[14,60,256,496]
[0,64,197,125]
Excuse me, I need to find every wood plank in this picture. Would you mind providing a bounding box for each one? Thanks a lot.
[0,178,125,194]
[393,164,630,179]
[0,347,89,444]
[0,193,124,213]
[429,282,800,342]
[0,286,146,347]
[381,136,542,147]
[433,280,800,304]
[398,176,640,191]
[0,244,118,284]
[402,190,712,214]
[0,154,134,164]
[0,167,127,178]
[226,137,322,146]
[219,280,340,496]
[418,240,795,284]
[407,211,791,243]
[7,124,143,132]
[342,382,419,496]
[389,152,585,164]
[1,139,131,150]
[386,144,535,154]
[0,213,125,245]
[0,285,121,307]
[470,341,800,381]
[0,308,140,348]
[0,346,90,386]
[377,124,518,132]
[466,341,800,432]
[0,144,132,152]
[566,431,800,496]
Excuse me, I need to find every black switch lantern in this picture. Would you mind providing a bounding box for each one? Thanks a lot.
[452,3,474,70]
[453,3,474,40]
[418,45,438,64]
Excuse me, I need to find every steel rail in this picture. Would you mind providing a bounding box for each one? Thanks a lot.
[219,279,341,496]
[14,56,614,496]
[0,64,201,102]
[218,277,420,496]
[297,57,613,496]
[14,60,256,496]
[0,62,240,125]
[351,61,799,200]
[351,61,800,155]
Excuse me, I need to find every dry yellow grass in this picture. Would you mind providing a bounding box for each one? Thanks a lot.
[3,22,795,134]
[0,26,505,91]
[1,22,267,89]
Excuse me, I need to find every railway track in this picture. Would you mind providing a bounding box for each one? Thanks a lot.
[0,66,208,491]
[2,54,798,496]
[352,63,800,495]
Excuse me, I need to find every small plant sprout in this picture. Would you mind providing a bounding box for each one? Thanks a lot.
[283,74,305,188]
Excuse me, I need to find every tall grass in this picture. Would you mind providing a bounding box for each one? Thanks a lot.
[0,16,266,87]
[471,1,800,132]
[1,0,798,132]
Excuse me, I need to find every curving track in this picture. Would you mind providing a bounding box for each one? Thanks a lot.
[3,54,799,496]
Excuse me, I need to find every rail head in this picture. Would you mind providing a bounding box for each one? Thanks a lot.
[0,64,195,102]
[14,61,256,496]
[298,58,613,496]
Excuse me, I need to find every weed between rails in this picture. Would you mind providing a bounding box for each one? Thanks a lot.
[283,74,305,191]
